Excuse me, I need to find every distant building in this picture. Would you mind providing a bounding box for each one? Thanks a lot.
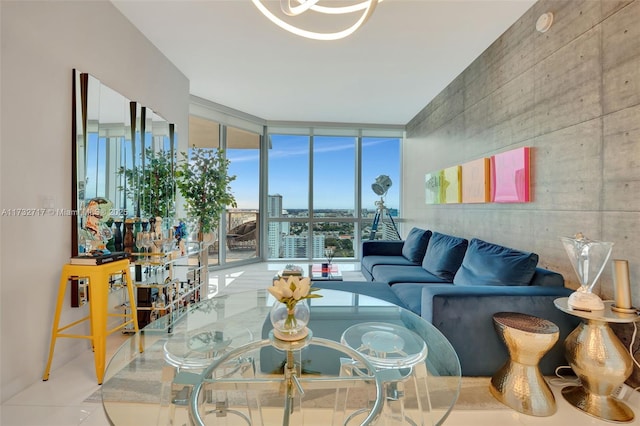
[283,234,325,258]
[267,194,286,257]
[268,194,283,218]
[380,221,399,240]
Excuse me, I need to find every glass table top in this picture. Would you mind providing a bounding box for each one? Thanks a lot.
[341,322,428,370]
[102,289,461,425]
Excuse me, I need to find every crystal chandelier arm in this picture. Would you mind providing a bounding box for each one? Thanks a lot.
[252,0,379,41]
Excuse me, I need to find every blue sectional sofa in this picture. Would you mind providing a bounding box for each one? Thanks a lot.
[316,228,579,376]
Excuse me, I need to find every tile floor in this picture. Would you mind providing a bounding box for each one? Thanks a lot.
[2,262,639,425]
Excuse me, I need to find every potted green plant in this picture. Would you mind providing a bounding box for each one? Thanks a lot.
[118,147,176,219]
[174,146,237,244]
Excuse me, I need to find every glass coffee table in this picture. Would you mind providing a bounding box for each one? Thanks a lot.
[101,289,461,425]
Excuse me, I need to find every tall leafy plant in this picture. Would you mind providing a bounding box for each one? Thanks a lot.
[175,147,237,235]
[118,147,175,219]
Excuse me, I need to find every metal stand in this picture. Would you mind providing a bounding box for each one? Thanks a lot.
[370,198,400,240]
[189,333,384,426]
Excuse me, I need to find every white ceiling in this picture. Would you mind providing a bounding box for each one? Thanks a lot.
[112,0,536,126]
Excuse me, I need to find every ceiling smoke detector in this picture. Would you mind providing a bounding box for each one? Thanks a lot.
[536,12,554,33]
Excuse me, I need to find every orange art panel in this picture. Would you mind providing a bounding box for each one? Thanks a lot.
[462,158,490,203]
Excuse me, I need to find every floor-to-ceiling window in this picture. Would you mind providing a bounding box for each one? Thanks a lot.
[226,126,261,263]
[361,136,401,241]
[313,136,357,258]
[189,99,403,265]
[188,114,263,267]
[266,128,403,262]
[187,115,222,266]
[267,134,310,258]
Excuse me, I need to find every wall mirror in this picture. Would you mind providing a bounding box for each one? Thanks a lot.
[72,69,176,256]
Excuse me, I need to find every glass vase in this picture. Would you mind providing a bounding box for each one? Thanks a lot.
[270,299,310,341]
[561,234,614,311]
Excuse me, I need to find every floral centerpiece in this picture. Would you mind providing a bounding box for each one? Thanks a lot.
[268,276,322,341]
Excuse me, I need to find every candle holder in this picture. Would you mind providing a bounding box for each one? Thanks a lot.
[611,259,637,314]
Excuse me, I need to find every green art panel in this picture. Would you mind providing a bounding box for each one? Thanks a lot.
[425,171,444,204]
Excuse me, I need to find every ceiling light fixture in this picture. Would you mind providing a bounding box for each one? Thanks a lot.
[251,0,381,41]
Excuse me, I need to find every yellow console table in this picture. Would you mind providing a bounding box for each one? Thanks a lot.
[42,259,142,384]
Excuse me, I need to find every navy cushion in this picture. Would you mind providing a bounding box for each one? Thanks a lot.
[530,268,565,287]
[421,232,468,281]
[362,255,418,274]
[390,283,430,316]
[373,265,449,285]
[401,228,432,262]
[453,238,539,286]
[313,281,404,307]
[362,240,404,257]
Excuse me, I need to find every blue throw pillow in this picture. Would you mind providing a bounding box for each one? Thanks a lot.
[422,232,468,281]
[401,228,432,263]
[453,238,539,286]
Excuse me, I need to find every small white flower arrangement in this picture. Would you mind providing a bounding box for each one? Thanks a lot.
[268,276,322,334]
[269,276,323,310]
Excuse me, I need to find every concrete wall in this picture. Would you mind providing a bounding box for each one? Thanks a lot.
[0,1,189,402]
[404,0,639,367]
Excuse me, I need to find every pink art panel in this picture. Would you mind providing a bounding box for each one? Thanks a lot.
[491,147,531,203]
[461,158,490,203]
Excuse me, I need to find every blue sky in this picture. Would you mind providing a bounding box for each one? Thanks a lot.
[228,135,400,210]
[85,133,400,212]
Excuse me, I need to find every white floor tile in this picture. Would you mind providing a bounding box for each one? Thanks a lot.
[4,262,639,425]
[1,405,93,426]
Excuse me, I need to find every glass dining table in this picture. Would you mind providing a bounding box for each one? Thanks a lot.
[101,289,461,425]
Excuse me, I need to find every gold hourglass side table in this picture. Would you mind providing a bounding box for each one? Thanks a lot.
[489,312,559,417]
[554,297,639,423]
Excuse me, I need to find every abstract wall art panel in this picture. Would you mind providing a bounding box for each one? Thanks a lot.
[443,166,461,203]
[425,171,444,204]
[491,147,531,203]
[461,158,490,203]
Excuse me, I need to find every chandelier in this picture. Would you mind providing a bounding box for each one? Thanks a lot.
[251,0,381,41]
